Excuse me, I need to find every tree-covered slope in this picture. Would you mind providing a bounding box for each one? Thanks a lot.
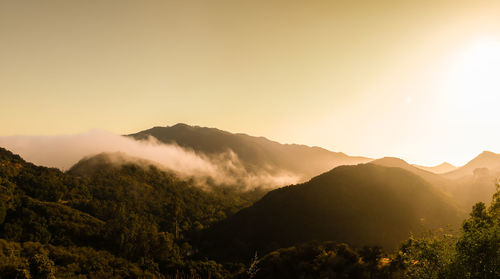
[0,147,264,277]
[203,164,465,261]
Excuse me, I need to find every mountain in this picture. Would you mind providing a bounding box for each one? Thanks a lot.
[431,151,500,210]
[202,163,464,261]
[68,151,161,176]
[413,162,456,174]
[443,151,500,179]
[371,157,497,210]
[127,124,372,182]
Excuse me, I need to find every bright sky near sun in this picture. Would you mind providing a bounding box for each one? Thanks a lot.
[1,0,500,166]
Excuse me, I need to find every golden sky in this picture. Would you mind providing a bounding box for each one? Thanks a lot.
[1,0,500,165]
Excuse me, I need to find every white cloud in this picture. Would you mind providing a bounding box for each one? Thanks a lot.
[0,130,299,189]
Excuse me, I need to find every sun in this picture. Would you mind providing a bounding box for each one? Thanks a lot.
[446,39,500,113]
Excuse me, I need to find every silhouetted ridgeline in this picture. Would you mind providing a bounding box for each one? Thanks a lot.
[128,123,372,181]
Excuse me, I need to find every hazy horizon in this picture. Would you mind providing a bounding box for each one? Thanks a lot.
[3,0,500,166]
[0,124,495,168]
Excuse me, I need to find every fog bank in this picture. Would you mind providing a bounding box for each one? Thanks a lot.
[0,130,299,188]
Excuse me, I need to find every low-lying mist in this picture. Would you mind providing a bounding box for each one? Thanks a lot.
[0,130,299,189]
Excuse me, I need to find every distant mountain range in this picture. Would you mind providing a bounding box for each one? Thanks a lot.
[442,151,500,179]
[128,123,372,182]
[372,157,450,187]
[1,123,499,208]
[371,155,499,210]
[129,125,500,183]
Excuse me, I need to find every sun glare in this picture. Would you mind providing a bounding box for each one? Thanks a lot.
[446,39,500,113]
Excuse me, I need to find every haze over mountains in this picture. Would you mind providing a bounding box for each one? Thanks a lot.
[0,123,498,204]
[1,124,498,183]
[128,124,372,181]
[371,156,498,210]
[442,151,500,179]
[413,162,456,174]
[0,124,499,278]
[0,124,372,188]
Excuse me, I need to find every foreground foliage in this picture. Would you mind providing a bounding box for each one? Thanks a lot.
[398,183,500,279]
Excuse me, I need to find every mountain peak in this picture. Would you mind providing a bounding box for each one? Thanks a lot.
[478,150,497,157]
[438,162,455,168]
[469,151,500,163]
[68,152,160,176]
[172,123,190,128]
[371,157,410,166]
[442,150,500,179]
[412,161,457,174]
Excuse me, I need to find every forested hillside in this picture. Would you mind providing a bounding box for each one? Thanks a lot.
[202,164,464,261]
[0,147,264,278]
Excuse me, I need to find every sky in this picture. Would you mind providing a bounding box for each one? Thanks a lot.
[1,0,500,166]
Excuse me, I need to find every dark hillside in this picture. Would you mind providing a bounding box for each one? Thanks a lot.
[203,164,464,261]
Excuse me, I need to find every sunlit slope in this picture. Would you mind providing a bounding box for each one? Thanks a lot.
[372,157,497,210]
[128,123,372,181]
[440,151,500,209]
[203,164,464,261]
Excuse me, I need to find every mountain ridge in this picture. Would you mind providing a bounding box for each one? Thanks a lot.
[413,162,457,174]
[127,123,372,182]
[443,150,500,179]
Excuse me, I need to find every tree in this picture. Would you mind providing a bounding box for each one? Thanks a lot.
[29,253,55,279]
[454,184,500,279]
[247,252,260,279]
[360,246,386,279]
[398,182,500,279]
